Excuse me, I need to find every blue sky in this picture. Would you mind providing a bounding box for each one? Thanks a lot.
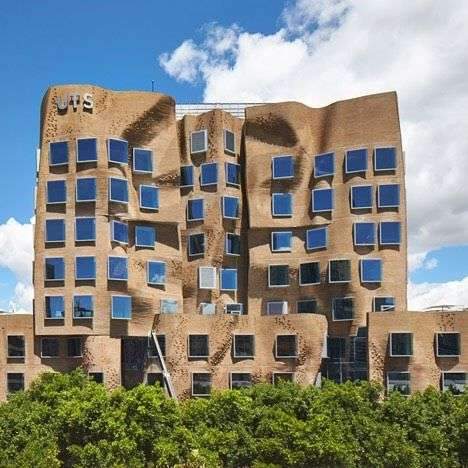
[0,0,467,311]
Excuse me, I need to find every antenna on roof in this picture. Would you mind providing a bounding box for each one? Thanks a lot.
[151,80,155,92]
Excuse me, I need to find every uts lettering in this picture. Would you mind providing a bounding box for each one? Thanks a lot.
[56,93,94,111]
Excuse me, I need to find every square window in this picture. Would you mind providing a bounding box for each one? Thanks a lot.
[139,185,159,210]
[192,373,211,396]
[133,148,153,173]
[200,303,216,315]
[380,222,401,245]
[374,297,395,312]
[187,198,204,221]
[225,233,241,256]
[49,141,68,166]
[225,162,241,186]
[189,233,205,256]
[276,335,297,358]
[350,185,372,209]
[267,301,288,315]
[148,334,166,357]
[45,219,65,243]
[306,226,327,250]
[7,373,24,393]
[45,296,65,319]
[268,265,289,287]
[225,303,243,315]
[224,129,235,154]
[108,256,128,281]
[201,162,218,186]
[272,193,293,217]
[273,373,294,384]
[147,373,165,387]
[88,372,104,383]
[442,372,466,394]
[199,266,216,289]
[361,259,382,283]
[314,152,334,178]
[271,231,292,252]
[67,337,82,357]
[180,165,194,188]
[109,177,128,203]
[189,335,209,358]
[329,260,351,283]
[77,138,98,163]
[378,184,400,208]
[47,180,66,204]
[297,299,317,314]
[345,148,368,173]
[148,261,166,285]
[390,332,413,357]
[332,297,354,321]
[111,295,132,320]
[108,138,128,164]
[76,178,97,202]
[135,225,156,248]
[387,372,410,395]
[73,295,94,319]
[45,257,65,281]
[233,335,255,358]
[76,217,96,242]
[7,336,25,358]
[231,372,251,389]
[191,130,207,154]
[375,147,397,171]
[220,268,237,291]
[41,338,59,357]
[222,196,240,219]
[272,155,294,179]
[436,333,460,357]
[354,222,376,246]
[76,256,96,280]
[299,262,320,285]
[312,188,334,212]
[111,220,128,244]
[160,299,178,314]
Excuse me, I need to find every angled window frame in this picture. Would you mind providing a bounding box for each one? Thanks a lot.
[186,197,205,221]
[345,147,368,174]
[75,176,97,203]
[314,152,335,178]
[386,371,411,395]
[225,161,241,187]
[199,266,217,289]
[350,184,373,210]
[180,165,194,188]
[191,371,212,396]
[44,256,65,281]
[223,129,236,155]
[76,137,98,163]
[49,140,69,167]
[225,232,241,256]
[46,179,67,205]
[75,255,96,281]
[374,146,397,172]
[233,334,255,358]
[108,176,129,204]
[436,332,461,357]
[272,155,294,180]
[219,267,238,291]
[296,298,318,314]
[328,258,351,284]
[225,303,243,315]
[271,231,293,253]
[373,296,395,312]
[190,129,208,155]
[188,232,205,257]
[311,187,334,213]
[139,184,159,211]
[378,183,400,208]
[266,301,288,315]
[75,216,96,242]
[268,264,290,288]
[389,332,413,357]
[360,258,382,283]
[230,372,252,389]
[379,221,401,245]
[111,294,132,320]
[44,295,65,319]
[275,334,298,359]
[299,261,321,286]
[107,137,129,165]
[132,147,153,174]
[147,260,166,286]
[73,294,94,319]
[332,296,354,321]
[110,220,129,244]
[107,255,128,282]
[222,195,240,219]
[45,218,66,243]
[200,162,218,187]
[353,222,376,246]
[271,192,293,217]
[135,225,156,248]
[306,226,328,251]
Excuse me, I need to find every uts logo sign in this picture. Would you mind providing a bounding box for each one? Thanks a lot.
[56,93,94,112]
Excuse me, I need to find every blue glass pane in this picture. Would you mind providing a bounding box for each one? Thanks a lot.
[133,149,153,172]
[379,184,400,207]
[135,226,156,247]
[109,178,128,203]
[180,165,194,187]
[108,138,128,164]
[306,227,327,250]
[346,149,368,173]
[226,234,240,255]
[73,295,94,318]
[333,298,353,320]
[223,196,239,218]
[46,219,65,242]
[273,156,294,179]
[47,180,66,204]
[351,186,372,209]
[76,257,96,280]
[140,186,159,210]
[272,193,292,216]
[225,163,240,185]
[161,299,178,314]
[108,257,128,281]
[220,268,237,290]
[312,189,333,212]
[191,131,207,153]
[354,223,375,245]
[374,297,395,312]
[380,222,401,245]
[148,261,166,284]
[361,259,382,282]
[76,218,96,241]
[76,178,96,202]
[45,296,65,318]
[45,257,65,280]
[189,234,205,255]
[77,138,97,162]
[272,232,292,251]
[201,163,218,185]
[112,296,132,319]
[187,199,204,220]
[112,221,128,243]
[49,141,68,165]
[315,152,334,177]
[375,147,396,171]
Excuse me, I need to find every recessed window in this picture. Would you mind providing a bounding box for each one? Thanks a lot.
[147,373,165,387]
[224,129,235,154]
[312,188,334,212]
[306,226,327,250]
[45,257,65,281]
[148,334,166,357]
[390,332,413,357]
[332,297,354,321]
[271,231,292,252]
[354,222,375,246]
[111,295,132,320]
[180,165,194,188]
[442,372,466,394]
[345,148,367,174]
[76,177,97,202]
[192,373,211,396]
[220,268,237,291]
[147,261,166,285]
[276,335,297,358]
[267,301,288,315]
[199,266,216,289]
[133,148,153,173]
[188,233,205,256]
[75,256,96,280]
[45,219,65,243]
[200,162,218,186]
[222,196,240,219]
[350,185,372,209]
[190,130,207,154]
[109,177,128,203]
[314,152,334,178]
[225,162,241,186]
[88,372,104,383]
[272,155,294,179]
[107,138,128,164]
[360,259,382,283]
[374,147,397,171]
[108,256,128,281]
[436,333,461,357]
[76,138,98,163]
[231,373,251,389]
[7,373,24,393]
[73,295,94,319]
[47,180,66,204]
[200,303,216,315]
[329,259,351,283]
[45,296,65,319]
[299,262,320,285]
[272,193,293,217]
[225,233,241,256]
[273,373,294,384]
[225,303,243,315]
[111,220,128,244]
[67,337,82,358]
[76,217,96,242]
[41,338,59,358]
[374,296,395,312]
[378,184,400,208]
[387,372,410,395]
[187,198,204,221]
[233,335,255,358]
[189,334,209,358]
[160,299,178,314]
[139,185,159,210]
[135,225,156,248]
[268,265,289,287]
[297,299,317,314]
[7,336,25,358]
[380,222,401,245]
[49,141,68,166]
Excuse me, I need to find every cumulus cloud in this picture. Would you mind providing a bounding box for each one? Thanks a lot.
[408,277,468,310]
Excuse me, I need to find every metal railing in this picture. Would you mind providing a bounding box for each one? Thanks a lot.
[175,102,265,120]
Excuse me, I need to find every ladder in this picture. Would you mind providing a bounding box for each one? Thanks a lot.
[150,331,177,400]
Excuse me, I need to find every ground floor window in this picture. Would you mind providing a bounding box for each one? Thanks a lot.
[230,373,252,389]
[387,371,410,395]
[273,372,294,385]
[192,373,211,396]
[7,373,24,393]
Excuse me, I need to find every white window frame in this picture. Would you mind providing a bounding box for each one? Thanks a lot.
[272,192,293,217]
[188,334,209,358]
[379,221,401,245]
[299,262,321,286]
[188,232,205,257]
[314,152,335,178]
[107,255,128,281]
[191,371,212,396]
[272,372,295,384]
[147,260,166,286]
[190,130,208,154]
[76,177,97,203]
[180,164,194,188]
[360,258,382,283]
[374,146,397,172]
[75,216,96,242]
[199,266,217,289]
[222,196,240,219]
[306,226,328,251]
[135,225,156,248]
[139,184,159,211]
[386,371,410,395]
[107,137,128,165]
[110,220,128,244]
[275,334,298,359]
[200,162,218,187]
[230,372,252,389]
[108,176,129,204]
[225,303,243,315]
[44,294,65,319]
[373,296,395,312]
[76,137,98,164]
[233,334,255,358]
[345,147,368,174]
[377,184,400,208]
[389,332,413,357]
[225,162,241,187]
[7,334,25,358]
[187,197,204,221]
[160,298,178,314]
[272,155,294,180]
[436,332,461,357]
[225,232,241,256]
[46,179,67,205]
[311,188,334,213]
[111,294,132,320]
[332,296,354,321]
[73,294,94,320]
[67,337,83,358]
[220,268,237,291]
[271,231,292,252]
[132,147,153,174]
[353,222,376,246]
[328,259,351,284]
[441,372,467,393]
[200,302,216,315]
[268,264,290,288]
[296,299,317,314]
[75,255,96,281]
[40,337,60,358]
[44,256,65,282]
[88,371,105,383]
[45,218,65,243]
[267,301,288,315]
[350,184,373,210]
[224,129,236,155]
[49,140,69,167]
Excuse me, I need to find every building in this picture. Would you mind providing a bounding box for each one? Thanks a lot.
[0,85,466,399]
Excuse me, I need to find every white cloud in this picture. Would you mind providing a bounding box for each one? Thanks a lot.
[408,277,468,310]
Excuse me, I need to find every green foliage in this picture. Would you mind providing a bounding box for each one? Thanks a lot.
[0,369,466,467]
